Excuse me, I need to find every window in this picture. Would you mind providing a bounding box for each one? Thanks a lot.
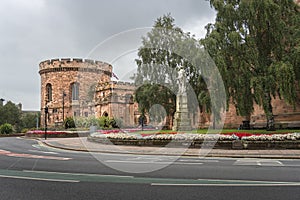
[46,83,52,102]
[74,110,80,117]
[71,82,79,101]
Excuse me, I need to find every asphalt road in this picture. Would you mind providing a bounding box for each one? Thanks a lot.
[0,137,300,200]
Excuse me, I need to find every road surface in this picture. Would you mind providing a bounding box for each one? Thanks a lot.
[0,137,300,200]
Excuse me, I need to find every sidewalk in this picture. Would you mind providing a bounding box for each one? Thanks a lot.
[41,137,300,159]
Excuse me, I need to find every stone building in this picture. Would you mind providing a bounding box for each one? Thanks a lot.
[39,58,139,127]
[39,58,112,127]
[94,81,139,126]
[39,58,300,129]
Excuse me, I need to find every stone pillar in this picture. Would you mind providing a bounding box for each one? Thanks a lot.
[172,94,192,131]
[172,69,191,131]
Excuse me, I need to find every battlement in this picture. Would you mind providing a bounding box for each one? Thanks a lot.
[39,58,112,75]
[111,81,135,86]
[97,81,135,91]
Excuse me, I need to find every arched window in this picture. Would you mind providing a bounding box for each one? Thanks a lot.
[71,82,79,101]
[46,83,52,102]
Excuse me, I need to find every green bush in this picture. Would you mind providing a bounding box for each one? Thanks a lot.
[110,118,123,128]
[64,117,76,129]
[74,116,99,128]
[0,123,14,134]
[98,116,110,129]
[21,128,29,133]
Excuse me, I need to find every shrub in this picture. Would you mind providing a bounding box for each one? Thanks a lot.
[98,116,110,129]
[0,123,14,134]
[21,128,29,133]
[64,117,76,129]
[110,118,123,128]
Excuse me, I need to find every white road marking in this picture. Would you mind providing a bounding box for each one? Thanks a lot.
[105,160,171,164]
[104,160,203,165]
[151,183,300,186]
[233,159,258,166]
[28,150,59,155]
[0,149,71,160]
[179,159,219,162]
[0,174,79,183]
[197,178,290,183]
[260,160,283,166]
[234,159,284,167]
[32,144,42,149]
[23,170,134,178]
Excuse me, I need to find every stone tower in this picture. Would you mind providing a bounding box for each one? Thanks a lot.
[39,58,112,127]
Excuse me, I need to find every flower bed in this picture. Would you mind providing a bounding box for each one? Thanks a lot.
[241,133,300,141]
[90,132,300,141]
[88,132,300,149]
[89,132,237,141]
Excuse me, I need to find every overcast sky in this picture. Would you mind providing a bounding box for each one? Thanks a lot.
[0,0,216,110]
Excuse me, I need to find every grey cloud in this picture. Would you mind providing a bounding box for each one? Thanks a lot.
[0,0,215,110]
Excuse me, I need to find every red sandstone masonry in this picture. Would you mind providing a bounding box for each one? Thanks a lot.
[39,58,300,129]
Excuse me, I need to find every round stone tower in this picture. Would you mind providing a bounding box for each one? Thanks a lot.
[39,58,112,127]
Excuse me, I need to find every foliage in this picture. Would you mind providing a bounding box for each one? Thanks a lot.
[21,128,29,133]
[98,116,110,129]
[134,14,183,119]
[135,84,175,121]
[110,118,123,128]
[0,101,39,132]
[0,101,22,131]
[0,123,14,134]
[74,116,98,128]
[134,14,225,126]
[72,116,123,130]
[21,112,39,129]
[64,117,76,129]
[201,0,300,130]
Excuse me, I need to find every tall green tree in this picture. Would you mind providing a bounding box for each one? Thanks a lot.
[201,0,300,130]
[0,101,22,131]
[21,112,39,130]
[134,14,213,128]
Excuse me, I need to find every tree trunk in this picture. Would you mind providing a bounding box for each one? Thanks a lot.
[165,114,173,130]
[264,93,275,131]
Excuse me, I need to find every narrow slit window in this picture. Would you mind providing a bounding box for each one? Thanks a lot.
[46,83,52,102]
[71,82,79,101]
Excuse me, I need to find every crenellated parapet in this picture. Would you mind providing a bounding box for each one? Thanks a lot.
[96,81,135,92]
[39,58,114,127]
[39,58,112,76]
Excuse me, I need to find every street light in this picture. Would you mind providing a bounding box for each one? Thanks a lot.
[44,105,49,140]
[62,91,67,122]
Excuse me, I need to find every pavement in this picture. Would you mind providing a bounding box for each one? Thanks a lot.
[39,137,300,159]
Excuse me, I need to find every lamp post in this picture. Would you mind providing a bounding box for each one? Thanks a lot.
[62,91,66,122]
[44,105,48,140]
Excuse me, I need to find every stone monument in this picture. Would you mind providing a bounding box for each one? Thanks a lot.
[172,69,192,131]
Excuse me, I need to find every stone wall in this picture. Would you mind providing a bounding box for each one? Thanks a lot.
[39,58,300,129]
[198,90,300,129]
[39,58,112,127]
[95,81,139,127]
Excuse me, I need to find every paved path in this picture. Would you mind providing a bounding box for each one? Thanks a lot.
[40,137,300,159]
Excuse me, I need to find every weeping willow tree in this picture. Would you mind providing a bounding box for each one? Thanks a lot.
[134,14,215,128]
[201,0,300,130]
